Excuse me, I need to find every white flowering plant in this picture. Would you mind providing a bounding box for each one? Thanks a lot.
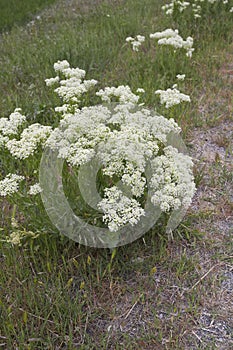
[124,29,194,106]
[0,60,196,247]
[125,35,145,52]
[162,0,233,22]
[149,29,195,58]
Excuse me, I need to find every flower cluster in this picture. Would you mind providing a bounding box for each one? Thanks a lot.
[155,84,191,108]
[98,186,145,232]
[45,60,98,104]
[0,108,26,146]
[43,66,195,231]
[6,123,52,159]
[126,35,145,51]
[150,29,194,57]
[150,146,196,212]
[162,0,190,15]
[176,74,186,81]
[162,0,233,18]
[28,183,43,195]
[1,60,196,234]
[0,173,24,196]
[96,85,140,104]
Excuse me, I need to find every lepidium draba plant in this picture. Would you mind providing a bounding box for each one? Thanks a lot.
[0,60,196,247]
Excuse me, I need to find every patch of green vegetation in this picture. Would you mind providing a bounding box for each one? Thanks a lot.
[0,0,57,32]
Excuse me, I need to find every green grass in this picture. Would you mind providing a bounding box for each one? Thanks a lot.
[0,0,233,348]
[0,0,57,32]
[0,0,231,119]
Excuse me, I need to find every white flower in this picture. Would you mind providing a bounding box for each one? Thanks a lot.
[62,67,86,80]
[176,74,185,81]
[126,36,135,42]
[0,134,9,147]
[98,186,145,232]
[0,109,26,136]
[186,48,195,58]
[96,85,139,104]
[150,29,179,39]
[55,104,69,113]
[45,100,189,231]
[162,0,190,15]
[83,79,98,89]
[54,60,70,72]
[44,62,97,105]
[2,59,197,235]
[0,173,24,196]
[155,86,191,108]
[53,77,94,103]
[136,88,145,93]
[45,76,60,86]
[150,146,196,212]
[28,183,43,195]
[126,35,145,52]
[131,41,142,51]
[121,169,146,197]
[150,29,194,57]
[136,35,145,43]
[6,124,52,159]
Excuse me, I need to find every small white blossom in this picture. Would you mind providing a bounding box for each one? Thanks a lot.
[96,85,139,104]
[150,28,179,39]
[83,79,98,89]
[162,0,190,15]
[150,29,194,57]
[98,187,145,232]
[126,36,135,42]
[28,183,43,195]
[6,124,52,159]
[126,35,145,51]
[0,134,9,147]
[161,0,229,18]
[62,67,86,80]
[44,96,191,231]
[45,62,97,105]
[0,173,24,196]
[0,109,26,136]
[136,88,145,93]
[54,60,70,72]
[150,146,196,212]
[136,35,145,42]
[45,76,60,86]
[176,74,186,81]
[55,104,69,113]
[155,86,191,108]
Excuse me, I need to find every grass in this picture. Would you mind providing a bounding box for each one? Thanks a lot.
[0,0,233,348]
[0,0,57,32]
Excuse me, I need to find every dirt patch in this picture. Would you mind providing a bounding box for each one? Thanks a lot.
[181,48,233,349]
[188,119,233,235]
